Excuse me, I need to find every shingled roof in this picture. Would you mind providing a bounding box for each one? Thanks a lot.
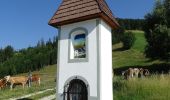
[49,0,119,29]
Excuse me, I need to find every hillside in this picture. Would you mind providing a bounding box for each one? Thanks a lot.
[113,30,169,75]
[113,30,170,100]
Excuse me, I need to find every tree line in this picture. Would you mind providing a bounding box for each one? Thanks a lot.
[0,37,58,77]
[116,18,145,30]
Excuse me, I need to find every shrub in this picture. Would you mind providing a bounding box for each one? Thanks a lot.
[112,27,125,44]
[144,0,170,59]
[145,25,170,58]
[122,31,136,49]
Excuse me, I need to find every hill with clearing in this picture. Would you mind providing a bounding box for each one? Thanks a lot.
[113,30,169,75]
[113,30,170,100]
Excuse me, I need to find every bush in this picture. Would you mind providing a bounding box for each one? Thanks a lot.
[112,27,125,44]
[145,25,170,58]
[144,0,170,59]
[122,31,136,49]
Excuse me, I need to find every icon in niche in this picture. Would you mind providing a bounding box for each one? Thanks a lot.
[73,34,86,58]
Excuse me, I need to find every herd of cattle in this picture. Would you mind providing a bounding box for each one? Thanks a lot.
[0,68,150,90]
[0,74,40,90]
[122,68,150,80]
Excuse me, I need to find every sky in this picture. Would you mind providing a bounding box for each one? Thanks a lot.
[0,0,155,50]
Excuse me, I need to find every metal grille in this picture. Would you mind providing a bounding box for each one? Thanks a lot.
[63,79,87,100]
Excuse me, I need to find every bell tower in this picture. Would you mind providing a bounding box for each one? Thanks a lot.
[48,0,119,100]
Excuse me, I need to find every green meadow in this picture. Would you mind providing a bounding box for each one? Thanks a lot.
[0,65,56,99]
[113,30,170,100]
[114,75,170,100]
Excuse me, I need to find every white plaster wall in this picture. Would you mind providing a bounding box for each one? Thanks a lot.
[100,20,113,100]
[58,19,98,97]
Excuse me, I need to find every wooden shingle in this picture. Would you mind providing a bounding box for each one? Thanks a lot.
[49,0,119,29]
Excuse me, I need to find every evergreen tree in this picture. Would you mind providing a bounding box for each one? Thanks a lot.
[4,45,14,61]
[144,0,170,59]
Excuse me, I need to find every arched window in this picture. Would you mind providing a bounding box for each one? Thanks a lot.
[69,28,88,62]
[64,79,88,100]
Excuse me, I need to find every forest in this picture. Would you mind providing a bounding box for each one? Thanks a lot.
[116,18,145,30]
[0,37,57,77]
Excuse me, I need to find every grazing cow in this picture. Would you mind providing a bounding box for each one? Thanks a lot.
[122,70,129,79]
[4,75,28,90]
[139,68,150,78]
[143,69,150,76]
[122,68,134,79]
[0,78,7,89]
[30,74,41,86]
[133,68,140,78]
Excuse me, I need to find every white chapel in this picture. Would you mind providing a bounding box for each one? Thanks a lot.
[48,0,119,100]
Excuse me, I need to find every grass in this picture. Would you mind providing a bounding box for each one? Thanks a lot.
[0,64,56,99]
[114,75,170,100]
[131,30,147,52]
[28,89,56,99]
[113,44,148,68]
[112,30,148,68]
[113,30,170,100]
[112,30,167,69]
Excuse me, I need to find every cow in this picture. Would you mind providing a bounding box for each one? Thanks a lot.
[4,75,28,90]
[122,68,134,79]
[122,68,150,79]
[122,70,129,79]
[122,68,141,79]
[139,68,150,78]
[133,68,140,78]
[143,69,150,76]
[0,78,7,90]
[29,74,41,86]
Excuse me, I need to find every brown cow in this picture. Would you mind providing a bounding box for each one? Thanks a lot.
[4,75,28,90]
[29,74,41,86]
[122,68,134,79]
[0,78,7,90]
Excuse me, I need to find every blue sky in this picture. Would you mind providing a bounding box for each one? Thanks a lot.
[0,0,155,50]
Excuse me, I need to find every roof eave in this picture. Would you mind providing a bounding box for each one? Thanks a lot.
[48,13,101,28]
[99,13,119,29]
[49,14,119,30]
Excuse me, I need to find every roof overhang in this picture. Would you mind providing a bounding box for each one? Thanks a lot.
[48,0,119,29]
[49,12,119,29]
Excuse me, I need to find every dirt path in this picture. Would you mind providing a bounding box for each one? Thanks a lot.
[9,88,54,100]
[40,94,56,100]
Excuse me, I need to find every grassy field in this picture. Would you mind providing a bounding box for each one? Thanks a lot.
[0,65,56,99]
[114,75,170,100]
[113,30,167,69]
[113,30,170,100]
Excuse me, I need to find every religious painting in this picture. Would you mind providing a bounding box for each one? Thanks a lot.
[73,34,86,58]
